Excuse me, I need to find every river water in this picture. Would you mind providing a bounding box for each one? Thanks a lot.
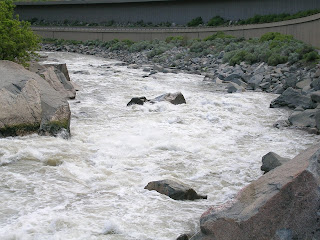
[0,52,319,240]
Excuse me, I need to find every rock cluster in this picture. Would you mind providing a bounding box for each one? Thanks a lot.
[0,60,75,138]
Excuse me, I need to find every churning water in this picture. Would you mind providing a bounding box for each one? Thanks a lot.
[0,52,319,240]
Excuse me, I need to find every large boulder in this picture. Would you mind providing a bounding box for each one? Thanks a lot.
[261,152,290,173]
[39,66,76,99]
[270,87,315,109]
[0,60,71,138]
[191,144,320,240]
[145,179,207,200]
[29,62,76,99]
[288,109,320,129]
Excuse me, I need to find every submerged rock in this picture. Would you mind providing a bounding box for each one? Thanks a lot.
[261,152,290,173]
[127,96,148,106]
[127,92,186,106]
[191,144,320,240]
[145,179,207,200]
[151,92,186,105]
[0,60,71,138]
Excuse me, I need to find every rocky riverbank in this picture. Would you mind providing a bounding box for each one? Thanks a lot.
[42,38,320,134]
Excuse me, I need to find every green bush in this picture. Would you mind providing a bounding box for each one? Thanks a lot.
[187,17,203,27]
[260,32,293,42]
[207,16,226,26]
[0,0,40,66]
[204,32,235,41]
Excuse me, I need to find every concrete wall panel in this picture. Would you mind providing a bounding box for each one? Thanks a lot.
[32,13,320,48]
[16,0,320,25]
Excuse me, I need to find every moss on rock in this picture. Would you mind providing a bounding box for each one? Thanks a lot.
[0,123,40,137]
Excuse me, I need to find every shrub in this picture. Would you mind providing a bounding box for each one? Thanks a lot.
[187,17,203,27]
[267,54,288,66]
[0,0,40,66]
[204,32,235,41]
[260,32,293,42]
[207,16,226,26]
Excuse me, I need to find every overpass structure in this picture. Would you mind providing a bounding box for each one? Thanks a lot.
[31,13,320,48]
[15,0,320,25]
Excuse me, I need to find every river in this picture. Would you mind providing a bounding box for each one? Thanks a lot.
[0,52,318,240]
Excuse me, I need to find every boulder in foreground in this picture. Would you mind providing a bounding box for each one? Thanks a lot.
[0,60,71,138]
[145,179,207,200]
[191,144,320,240]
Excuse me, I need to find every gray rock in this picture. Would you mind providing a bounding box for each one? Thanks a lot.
[151,92,186,105]
[0,60,71,138]
[288,109,320,128]
[176,234,189,240]
[270,87,315,109]
[273,120,290,129]
[226,82,244,93]
[296,78,311,89]
[224,74,242,82]
[145,179,207,200]
[38,66,76,99]
[259,82,270,90]
[310,78,320,90]
[261,152,290,173]
[247,74,263,90]
[282,74,298,89]
[43,63,71,82]
[272,83,285,94]
[310,91,320,103]
[191,144,320,240]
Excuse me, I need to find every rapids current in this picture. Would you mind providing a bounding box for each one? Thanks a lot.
[0,52,319,240]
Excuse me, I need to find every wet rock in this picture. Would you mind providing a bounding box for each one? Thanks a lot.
[0,60,71,138]
[191,144,320,240]
[288,109,320,129]
[226,82,244,93]
[177,234,189,240]
[145,179,207,200]
[270,87,315,109]
[273,119,290,129]
[127,97,148,106]
[261,152,290,173]
[151,92,186,105]
[38,66,76,99]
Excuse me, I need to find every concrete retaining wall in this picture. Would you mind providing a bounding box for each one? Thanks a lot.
[32,13,320,48]
[15,0,320,24]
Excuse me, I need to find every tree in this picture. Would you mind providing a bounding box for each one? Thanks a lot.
[0,0,40,65]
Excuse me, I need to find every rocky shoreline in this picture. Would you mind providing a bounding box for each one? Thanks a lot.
[42,42,320,134]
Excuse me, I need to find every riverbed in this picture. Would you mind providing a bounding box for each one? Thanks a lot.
[0,52,318,240]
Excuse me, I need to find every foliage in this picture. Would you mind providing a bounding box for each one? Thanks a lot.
[187,17,203,27]
[0,0,40,66]
[204,32,235,41]
[207,16,226,26]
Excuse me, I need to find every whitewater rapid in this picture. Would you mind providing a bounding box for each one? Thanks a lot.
[0,52,318,240]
